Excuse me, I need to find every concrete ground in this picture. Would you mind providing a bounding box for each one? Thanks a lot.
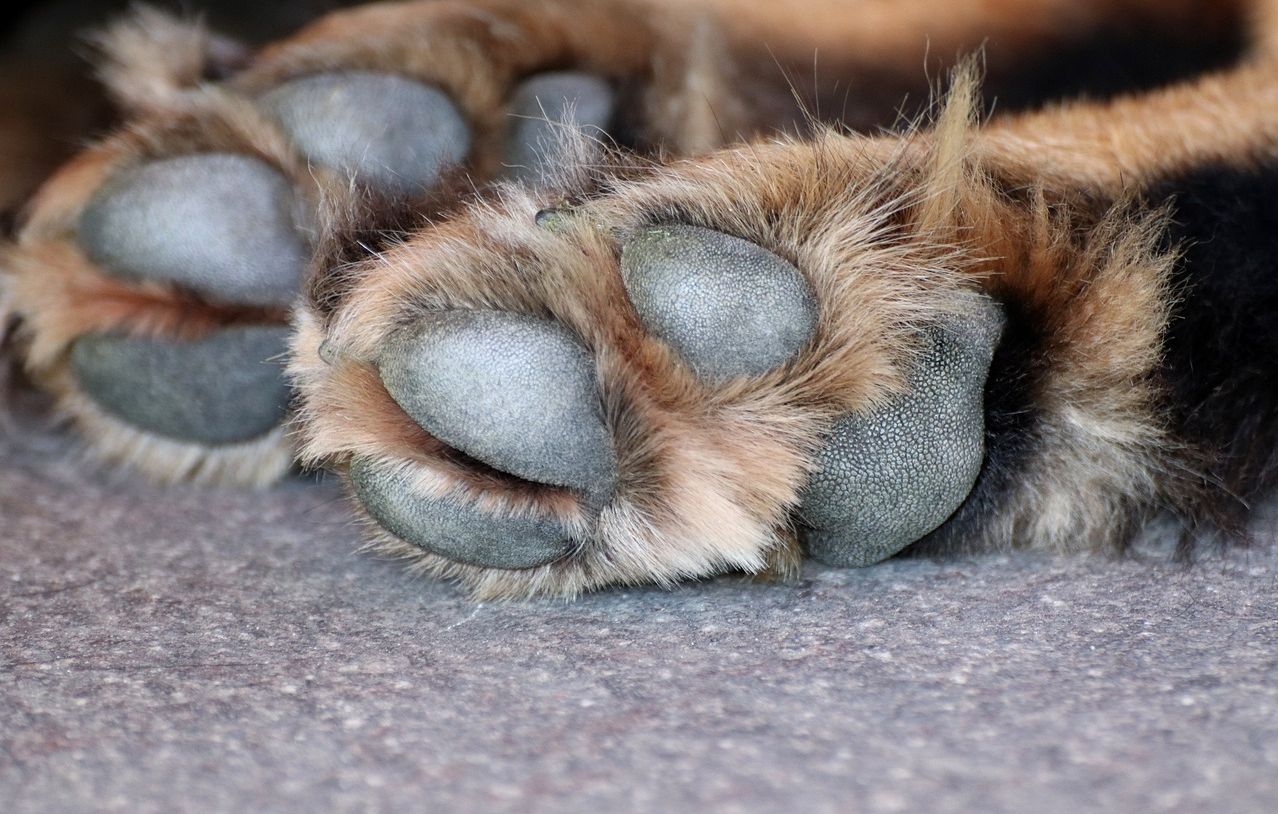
[3,401,1276,814]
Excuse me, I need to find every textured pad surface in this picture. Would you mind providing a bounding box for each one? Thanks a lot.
[800,296,1006,566]
[376,310,616,499]
[70,326,292,444]
[350,456,573,569]
[79,154,307,307]
[261,71,469,194]
[502,72,615,182]
[621,225,817,380]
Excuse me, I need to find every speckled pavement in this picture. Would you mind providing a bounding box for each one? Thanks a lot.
[3,401,1276,814]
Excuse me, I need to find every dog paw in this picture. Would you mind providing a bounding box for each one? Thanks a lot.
[64,155,300,451]
[292,142,1008,596]
[9,142,312,484]
[6,0,677,485]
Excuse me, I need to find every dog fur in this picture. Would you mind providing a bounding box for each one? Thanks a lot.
[5,0,1278,595]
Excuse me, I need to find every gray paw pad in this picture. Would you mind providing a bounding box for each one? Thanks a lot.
[375,310,617,500]
[621,225,817,381]
[502,72,615,182]
[261,71,470,194]
[79,154,307,307]
[799,296,1006,567]
[70,325,292,445]
[350,456,573,569]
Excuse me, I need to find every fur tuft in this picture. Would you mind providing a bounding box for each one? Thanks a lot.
[90,4,249,114]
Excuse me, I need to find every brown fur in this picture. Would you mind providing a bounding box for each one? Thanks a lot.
[5,0,1278,593]
[291,5,1278,596]
[290,72,1179,596]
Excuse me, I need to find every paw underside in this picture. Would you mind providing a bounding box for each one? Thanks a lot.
[38,68,615,481]
[22,54,1007,589]
[349,224,1004,572]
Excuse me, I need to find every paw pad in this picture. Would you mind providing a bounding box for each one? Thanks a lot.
[73,153,307,446]
[70,326,292,445]
[621,225,817,381]
[799,295,1006,566]
[79,153,307,307]
[261,71,470,194]
[376,310,617,501]
[350,456,574,569]
[502,72,615,181]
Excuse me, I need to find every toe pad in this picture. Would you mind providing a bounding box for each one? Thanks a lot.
[70,325,292,445]
[502,72,615,182]
[351,456,573,570]
[800,295,1005,566]
[262,71,470,194]
[621,225,817,381]
[376,310,617,500]
[79,154,307,307]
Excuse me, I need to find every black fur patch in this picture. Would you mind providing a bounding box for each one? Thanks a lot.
[980,20,1245,114]
[1150,162,1278,526]
[770,9,1246,136]
[914,161,1278,557]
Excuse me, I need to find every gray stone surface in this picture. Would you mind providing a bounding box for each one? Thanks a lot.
[79,153,308,308]
[261,71,470,195]
[2,399,1276,814]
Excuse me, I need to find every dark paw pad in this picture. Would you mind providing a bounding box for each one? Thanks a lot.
[70,326,292,445]
[350,456,574,569]
[620,225,817,381]
[79,154,307,307]
[799,295,1006,566]
[261,71,470,194]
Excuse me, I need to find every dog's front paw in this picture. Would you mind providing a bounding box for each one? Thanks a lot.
[291,135,1016,596]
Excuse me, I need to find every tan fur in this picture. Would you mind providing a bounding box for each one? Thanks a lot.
[6,0,1278,593]
[90,5,251,115]
[5,88,323,485]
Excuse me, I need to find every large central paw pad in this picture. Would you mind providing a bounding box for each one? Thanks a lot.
[800,295,1006,566]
